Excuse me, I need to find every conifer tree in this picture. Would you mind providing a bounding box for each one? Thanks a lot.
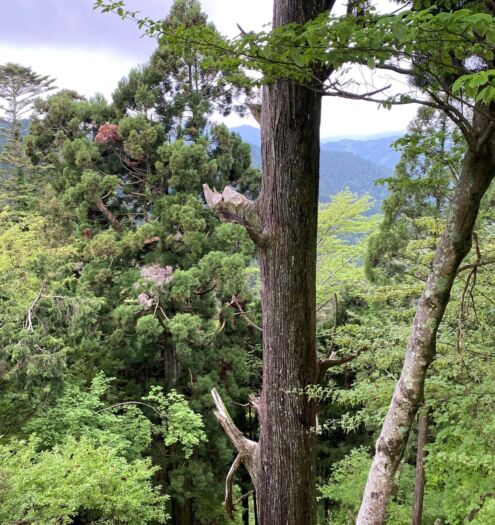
[22,4,261,519]
[0,63,55,207]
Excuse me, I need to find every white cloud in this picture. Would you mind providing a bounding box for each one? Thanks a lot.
[0,0,418,137]
[0,44,139,101]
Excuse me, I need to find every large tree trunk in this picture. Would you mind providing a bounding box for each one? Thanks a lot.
[206,1,331,522]
[357,106,495,525]
[412,410,429,525]
[256,78,321,525]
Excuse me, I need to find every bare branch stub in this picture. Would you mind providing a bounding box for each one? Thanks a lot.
[203,184,264,245]
[248,393,261,414]
[247,101,262,124]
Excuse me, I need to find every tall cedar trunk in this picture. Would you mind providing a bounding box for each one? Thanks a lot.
[357,105,495,525]
[206,2,330,523]
[257,79,321,523]
[255,2,333,522]
[412,410,429,525]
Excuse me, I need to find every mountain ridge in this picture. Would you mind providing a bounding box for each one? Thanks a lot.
[231,125,399,208]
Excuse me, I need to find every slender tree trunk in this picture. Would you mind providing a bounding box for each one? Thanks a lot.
[171,496,193,525]
[357,106,495,525]
[241,493,249,525]
[253,491,258,525]
[412,410,429,525]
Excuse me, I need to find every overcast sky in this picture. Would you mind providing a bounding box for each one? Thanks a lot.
[0,0,417,139]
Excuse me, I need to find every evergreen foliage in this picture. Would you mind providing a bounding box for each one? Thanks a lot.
[2,0,495,523]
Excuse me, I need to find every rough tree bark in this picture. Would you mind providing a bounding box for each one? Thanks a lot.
[412,409,429,525]
[357,104,495,525]
[206,1,332,522]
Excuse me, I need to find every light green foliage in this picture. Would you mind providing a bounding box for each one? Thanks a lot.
[318,106,495,523]
[144,386,207,458]
[319,448,371,524]
[21,373,153,459]
[0,436,167,525]
[317,191,379,315]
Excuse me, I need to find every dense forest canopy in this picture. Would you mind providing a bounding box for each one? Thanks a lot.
[1,0,495,524]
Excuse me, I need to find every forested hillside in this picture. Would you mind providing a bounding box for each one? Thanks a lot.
[235,126,396,206]
[2,0,495,524]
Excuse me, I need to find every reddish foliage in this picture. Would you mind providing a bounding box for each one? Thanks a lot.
[95,123,120,145]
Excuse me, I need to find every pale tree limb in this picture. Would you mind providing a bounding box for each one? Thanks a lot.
[228,295,263,332]
[225,453,243,519]
[211,387,260,516]
[93,195,122,231]
[357,105,495,524]
[203,184,264,245]
[24,282,44,333]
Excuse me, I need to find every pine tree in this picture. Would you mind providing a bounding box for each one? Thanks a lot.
[0,63,55,207]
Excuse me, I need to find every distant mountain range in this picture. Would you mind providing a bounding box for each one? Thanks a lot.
[1,121,401,210]
[231,125,403,208]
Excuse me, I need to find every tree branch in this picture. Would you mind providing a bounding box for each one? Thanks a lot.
[457,259,495,274]
[93,195,122,231]
[318,351,363,382]
[24,282,44,333]
[228,295,263,332]
[225,453,243,519]
[211,388,260,490]
[203,184,264,245]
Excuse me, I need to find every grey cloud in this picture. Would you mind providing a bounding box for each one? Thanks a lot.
[0,0,173,60]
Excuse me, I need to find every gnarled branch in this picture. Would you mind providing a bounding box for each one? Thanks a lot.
[211,388,260,494]
[203,184,264,245]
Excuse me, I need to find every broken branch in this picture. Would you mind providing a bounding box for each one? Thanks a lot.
[211,388,260,495]
[203,184,264,245]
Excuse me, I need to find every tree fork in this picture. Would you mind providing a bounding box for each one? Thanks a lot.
[211,388,260,509]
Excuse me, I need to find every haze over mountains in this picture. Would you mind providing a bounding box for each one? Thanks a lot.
[231,125,403,207]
